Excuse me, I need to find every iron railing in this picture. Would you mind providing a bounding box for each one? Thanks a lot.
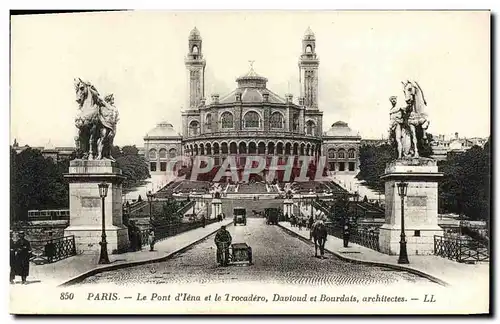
[29,235,77,264]
[325,224,380,252]
[434,235,489,263]
[138,218,219,247]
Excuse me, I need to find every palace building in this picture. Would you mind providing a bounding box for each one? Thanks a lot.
[144,27,361,179]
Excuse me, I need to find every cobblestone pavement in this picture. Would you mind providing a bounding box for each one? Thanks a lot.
[80,219,437,286]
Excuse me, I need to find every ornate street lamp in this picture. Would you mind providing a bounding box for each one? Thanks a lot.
[396,181,409,264]
[147,191,154,225]
[98,182,110,264]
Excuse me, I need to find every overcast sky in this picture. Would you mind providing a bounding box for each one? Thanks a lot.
[11,10,490,147]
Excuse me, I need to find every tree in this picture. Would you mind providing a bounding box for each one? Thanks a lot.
[356,144,393,192]
[10,148,69,222]
[122,145,139,156]
[438,139,490,221]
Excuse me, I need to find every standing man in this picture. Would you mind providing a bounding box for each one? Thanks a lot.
[14,232,32,285]
[10,231,16,284]
[148,229,156,252]
[343,222,350,248]
[201,214,206,228]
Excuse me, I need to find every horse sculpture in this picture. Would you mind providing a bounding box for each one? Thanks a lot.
[310,220,328,259]
[389,80,430,159]
[74,78,119,160]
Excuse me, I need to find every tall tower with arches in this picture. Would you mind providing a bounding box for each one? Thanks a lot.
[298,27,320,109]
[185,27,206,109]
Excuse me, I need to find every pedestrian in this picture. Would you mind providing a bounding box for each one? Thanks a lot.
[128,220,137,251]
[44,231,55,263]
[343,223,350,248]
[201,214,206,228]
[135,224,143,251]
[10,231,16,284]
[148,229,155,252]
[14,232,32,285]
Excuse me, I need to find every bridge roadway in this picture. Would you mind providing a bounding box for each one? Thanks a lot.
[80,219,437,286]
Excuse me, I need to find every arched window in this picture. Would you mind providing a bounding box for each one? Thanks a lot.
[348,149,356,159]
[270,112,284,128]
[328,148,335,159]
[159,148,167,159]
[192,45,199,54]
[189,120,200,136]
[305,120,316,135]
[205,114,212,131]
[244,111,261,128]
[168,148,177,158]
[305,45,312,53]
[220,112,234,129]
[148,149,157,160]
[337,149,346,159]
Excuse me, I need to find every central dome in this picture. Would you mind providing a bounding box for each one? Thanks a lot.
[235,67,268,89]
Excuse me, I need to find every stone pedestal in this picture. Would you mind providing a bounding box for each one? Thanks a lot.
[283,199,294,217]
[64,160,129,254]
[211,198,222,219]
[378,158,444,255]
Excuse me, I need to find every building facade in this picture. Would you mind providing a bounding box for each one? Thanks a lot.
[144,27,361,178]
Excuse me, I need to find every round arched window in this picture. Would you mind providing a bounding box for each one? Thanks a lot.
[328,148,335,159]
[244,111,261,128]
[148,149,157,160]
[270,112,284,128]
[168,148,177,158]
[189,120,200,136]
[305,45,312,53]
[220,112,234,129]
[205,113,212,131]
[305,120,316,135]
[192,45,199,54]
[159,148,167,159]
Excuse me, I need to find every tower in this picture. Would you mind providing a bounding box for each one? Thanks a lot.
[185,27,206,109]
[298,27,319,109]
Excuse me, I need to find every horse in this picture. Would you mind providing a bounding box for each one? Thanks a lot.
[401,80,430,158]
[310,221,328,259]
[74,78,119,160]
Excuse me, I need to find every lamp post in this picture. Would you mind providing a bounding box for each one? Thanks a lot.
[396,181,409,264]
[98,182,110,264]
[147,191,154,226]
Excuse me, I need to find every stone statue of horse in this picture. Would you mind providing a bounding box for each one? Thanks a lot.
[74,78,119,160]
[401,80,430,158]
[310,220,328,259]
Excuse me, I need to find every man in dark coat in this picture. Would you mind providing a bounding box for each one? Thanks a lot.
[10,231,16,284]
[14,232,32,284]
[214,226,232,265]
[201,214,206,228]
[128,220,137,251]
[343,223,350,248]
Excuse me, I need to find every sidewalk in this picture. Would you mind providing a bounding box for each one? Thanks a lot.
[279,222,489,288]
[23,219,232,286]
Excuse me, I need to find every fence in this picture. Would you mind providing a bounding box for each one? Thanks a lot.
[326,224,380,252]
[434,235,489,263]
[29,235,77,264]
[137,217,219,247]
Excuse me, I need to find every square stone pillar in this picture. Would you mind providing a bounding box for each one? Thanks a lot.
[64,160,129,254]
[283,199,294,218]
[211,198,222,219]
[378,158,444,255]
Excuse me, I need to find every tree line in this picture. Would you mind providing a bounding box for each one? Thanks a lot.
[10,145,149,222]
[356,136,490,221]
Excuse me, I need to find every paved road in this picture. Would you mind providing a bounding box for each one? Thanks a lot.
[81,219,436,286]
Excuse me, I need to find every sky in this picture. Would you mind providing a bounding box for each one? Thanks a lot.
[10,10,490,148]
